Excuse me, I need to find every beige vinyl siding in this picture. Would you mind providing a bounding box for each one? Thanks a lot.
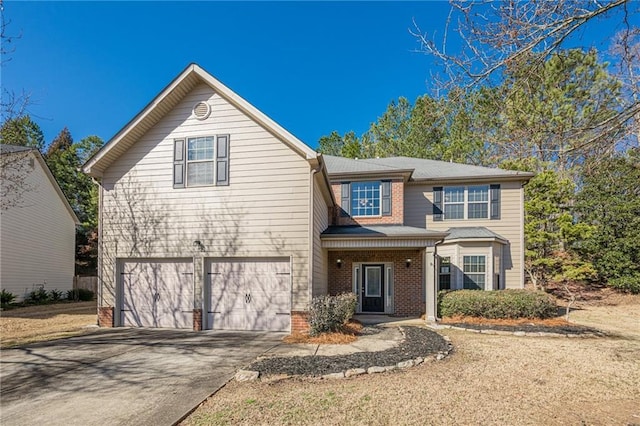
[100,83,312,311]
[404,181,525,288]
[312,173,329,297]
[0,153,76,301]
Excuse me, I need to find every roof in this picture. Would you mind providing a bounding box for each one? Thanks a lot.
[0,144,80,225]
[321,225,448,239]
[0,145,33,154]
[444,227,507,244]
[323,155,533,181]
[83,63,318,176]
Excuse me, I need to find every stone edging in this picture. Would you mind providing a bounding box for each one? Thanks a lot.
[235,328,454,382]
[430,323,604,338]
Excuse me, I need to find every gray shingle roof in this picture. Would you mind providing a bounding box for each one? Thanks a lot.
[0,144,34,154]
[321,225,448,239]
[445,227,507,242]
[322,155,533,181]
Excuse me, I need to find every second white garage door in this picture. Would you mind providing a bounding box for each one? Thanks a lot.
[207,258,291,331]
[121,259,193,329]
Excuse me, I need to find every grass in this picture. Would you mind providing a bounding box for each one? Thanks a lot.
[183,298,640,426]
[283,320,364,345]
[0,301,97,348]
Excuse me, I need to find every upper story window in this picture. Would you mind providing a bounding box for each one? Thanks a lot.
[351,181,381,217]
[187,137,214,186]
[340,180,392,218]
[434,184,500,221]
[173,135,229,188]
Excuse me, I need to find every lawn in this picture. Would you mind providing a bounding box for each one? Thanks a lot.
[184,295,640,426]
[0,301,97,348]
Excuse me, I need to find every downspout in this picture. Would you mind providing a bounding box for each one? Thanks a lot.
[93,177,104,320]
[308,167,320,310]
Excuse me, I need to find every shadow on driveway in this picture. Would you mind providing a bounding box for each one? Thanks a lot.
[1,328,283,426]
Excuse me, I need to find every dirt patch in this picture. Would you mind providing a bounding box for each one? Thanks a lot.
[183,302,640,426]
[283,321,364,345]
[0,301,97,348]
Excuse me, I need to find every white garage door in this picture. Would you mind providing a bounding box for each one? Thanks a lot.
[121,259,193,329]
[207,259,291,331]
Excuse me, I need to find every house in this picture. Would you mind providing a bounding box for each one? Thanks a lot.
[0,145,80,301]
[83,64,533,331]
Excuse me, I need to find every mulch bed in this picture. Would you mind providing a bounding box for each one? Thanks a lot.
[248,326,449,377]
[443,322,602,335]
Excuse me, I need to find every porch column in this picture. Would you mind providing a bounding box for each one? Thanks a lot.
[425,246,438,322]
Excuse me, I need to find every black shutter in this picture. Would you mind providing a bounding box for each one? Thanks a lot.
[341,182,350,216]
[381,181,391,216]
[173,139,185,188]
[215,135,230,186]
[433,186,443,221]
[490,184,501,219]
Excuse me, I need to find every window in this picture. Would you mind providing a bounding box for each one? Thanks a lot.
[467,186,489,219]
[438,256,451,290]
[439,185,490,220]
[463,255,486,290]
[444,187,464,219]
[351,181,381,217]
[187,136,214,186]
[174,135,229,188]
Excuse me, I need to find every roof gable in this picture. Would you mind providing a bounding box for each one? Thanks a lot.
[1,145,80,225]
[83,63,317,176]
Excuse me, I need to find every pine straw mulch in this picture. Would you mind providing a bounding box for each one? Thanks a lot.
[283,320,364,345]
[441,315,603,335]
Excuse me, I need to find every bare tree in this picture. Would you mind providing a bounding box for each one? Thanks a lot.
[413,0,639,149]
[0,0,30,122]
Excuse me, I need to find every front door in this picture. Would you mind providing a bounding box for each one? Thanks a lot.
[362,264,384,312]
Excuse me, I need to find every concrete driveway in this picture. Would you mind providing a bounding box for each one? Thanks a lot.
[0,328,283,426]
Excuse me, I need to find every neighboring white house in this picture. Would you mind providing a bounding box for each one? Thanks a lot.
[0,145,80,301]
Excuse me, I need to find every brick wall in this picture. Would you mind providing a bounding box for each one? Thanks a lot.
[328,250,424,316]
[331,180,404,226]
[193,309,203,331]
[291,311,310,334]
[98,306,114,327]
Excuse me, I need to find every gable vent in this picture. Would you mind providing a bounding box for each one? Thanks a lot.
[193,101,211,120]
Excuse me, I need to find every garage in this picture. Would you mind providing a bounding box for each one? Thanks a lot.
[207,258,291,331]
[120,259,194,328]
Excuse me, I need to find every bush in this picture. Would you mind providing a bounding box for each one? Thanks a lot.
[608,275,640,294]
[438,289,558,319]
[27,288,51,304]
[67,288,95,302]
[1,289,16,305]
[49,289,65,301]
[308,292,357,336]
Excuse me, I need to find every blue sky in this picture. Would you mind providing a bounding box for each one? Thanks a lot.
[2,2,633,150]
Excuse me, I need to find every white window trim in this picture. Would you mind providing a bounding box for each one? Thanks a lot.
[351,181,382,218]
[462,255,487,290]
[443,185,490,220]
[186,136,215,188]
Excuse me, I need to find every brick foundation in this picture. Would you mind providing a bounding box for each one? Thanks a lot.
[328,250,425,317]
[291,311,310,334]
[193,309,203,331]
[98,306,114,328]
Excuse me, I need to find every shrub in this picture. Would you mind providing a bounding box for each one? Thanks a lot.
[608,274,640,294]
[308,292,357,336]
[67,288,95,302]
[49,289,65,301]
[27,287,51,304]
[438,289,558,319]
[1,289,16,305]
